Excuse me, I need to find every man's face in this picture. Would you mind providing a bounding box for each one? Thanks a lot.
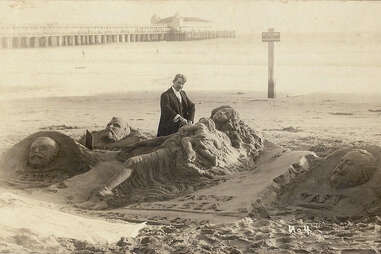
[105,117,130,142]
[330,149,377,189]
[173,77,185,91]
[28,137,59,169]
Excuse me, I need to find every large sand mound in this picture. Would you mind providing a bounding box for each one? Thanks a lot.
[0,131,101,187]
[261,144,381,220]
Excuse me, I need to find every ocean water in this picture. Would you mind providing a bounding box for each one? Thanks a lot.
[1,35,381,98]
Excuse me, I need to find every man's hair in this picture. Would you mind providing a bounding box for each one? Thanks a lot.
[173,74,187,83]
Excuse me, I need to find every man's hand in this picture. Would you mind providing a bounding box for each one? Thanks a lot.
[174,115,193,126]
[179,117,188,125]
[173,114,182,123]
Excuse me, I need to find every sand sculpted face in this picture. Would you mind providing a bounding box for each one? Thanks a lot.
[105,117,130,142]
[212,106,238,123]
[211,106,241,147]
[330,149,377,189]
[0,131,101,187]
[28,137,59,169]
[210,105,263,152]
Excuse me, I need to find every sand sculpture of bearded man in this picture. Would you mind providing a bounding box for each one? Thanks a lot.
[78,117,152,150]
[0,131,109,187]
[80,105,265,209]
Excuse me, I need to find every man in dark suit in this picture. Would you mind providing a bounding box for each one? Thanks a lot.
[157,74,195,137]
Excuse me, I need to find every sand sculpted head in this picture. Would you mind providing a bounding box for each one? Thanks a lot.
[28,137,59,169]
[211,106,242,147]
[105,117,130,142]
[0,131,100,187]
[330,149,377,189]
[211,105,239,123]
[211,105,263,154]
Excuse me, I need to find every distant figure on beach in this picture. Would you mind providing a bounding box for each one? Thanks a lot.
[157,74,195,137]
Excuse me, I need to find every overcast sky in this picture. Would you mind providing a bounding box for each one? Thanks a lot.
[1,0,381,33]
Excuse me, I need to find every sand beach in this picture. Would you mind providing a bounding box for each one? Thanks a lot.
[1,35,381,253]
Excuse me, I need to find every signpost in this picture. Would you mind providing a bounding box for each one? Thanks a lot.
[262,28,280,98]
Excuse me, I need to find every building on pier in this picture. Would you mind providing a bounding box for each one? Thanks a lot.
[151,13,212,32]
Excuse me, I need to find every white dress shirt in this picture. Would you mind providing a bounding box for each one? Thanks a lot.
[170,86,193,125]
[171,86,183,123]
[171,86,182,103]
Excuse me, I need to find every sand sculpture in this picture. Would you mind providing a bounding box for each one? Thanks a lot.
[0,131,108,187]
[78,117,152,150]
[0,106,263,207]
[28,137,60,169]
[80,105,264,208]
[2,106,381,219]
[263,145,381,219]
[329,149,378,189]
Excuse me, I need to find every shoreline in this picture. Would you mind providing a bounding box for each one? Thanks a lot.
[2,90,381,101]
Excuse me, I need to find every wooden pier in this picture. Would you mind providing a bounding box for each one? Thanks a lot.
[0,25,236,49]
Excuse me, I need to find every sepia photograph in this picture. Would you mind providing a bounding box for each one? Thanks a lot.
[0,0,381,253]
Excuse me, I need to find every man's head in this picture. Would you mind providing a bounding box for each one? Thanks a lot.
[28,136,59,169]
[172,74,187,92]
[330,149,378,189]
[105,117,131,142]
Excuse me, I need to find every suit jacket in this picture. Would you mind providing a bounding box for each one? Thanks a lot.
[157,88,195,137]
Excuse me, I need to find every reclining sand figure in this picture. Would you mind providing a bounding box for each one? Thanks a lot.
[78,117,152,150]
[80,105,264,209]
[0,131,111,188]
[261,145,381,219]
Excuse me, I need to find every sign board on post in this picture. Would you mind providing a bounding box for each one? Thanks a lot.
[262,28,280,98]
[261,31,280,42]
